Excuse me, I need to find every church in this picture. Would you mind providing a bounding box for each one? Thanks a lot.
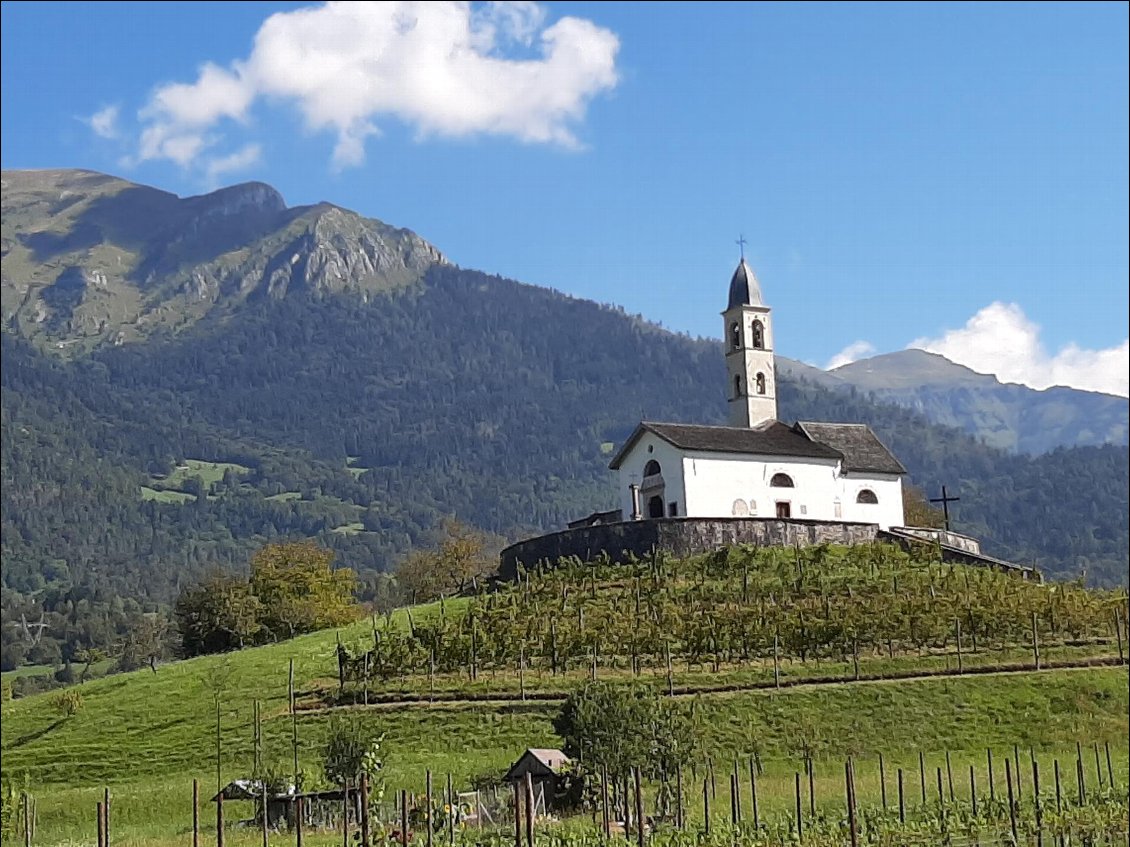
[608,256,906,531]
[499,255,1037,581]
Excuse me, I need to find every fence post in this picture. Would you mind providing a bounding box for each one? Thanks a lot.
[955,619,963,674]
[702,779,710,836]
[217,793,225,847]
[104,787,110,847]
[262,781,269,847]
[401,790,409,847]
[1105,741,1115,788]
[897,768,905,824]
[1005,758,1017,843]
[193,779,200,847]
[773,634,781,688]
[845,760,858,847]
[729,773,737,826]
[295,796,303,847]
[1093,743,1104,791]
[969,765,977,816]
[794,772,803,840]
[525,772,536,847]
[1031,611,1040,670]
[749,760,759,830]
[97,801,105,847]
[601,767,611,836]
[987,748,995,801]
[675,765,684,831]
[342,781,350,847]
[512,782,522,847]
[945,750,954,801]
[879,752,887,810]
[633,767,644,847]
[360,774,371,847]
[918,751,926,805]
[807,758,815,817]
[1053,760,1062,813]
[1076,742,1087,805]
[426,771,434,847]
[447,773,455,847]
[1033,758,1043,839]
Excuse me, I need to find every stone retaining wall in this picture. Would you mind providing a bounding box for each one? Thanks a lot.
[499,517,879,579]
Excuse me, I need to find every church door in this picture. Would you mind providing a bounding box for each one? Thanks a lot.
[647,496,665,519]
[775,501,791,519]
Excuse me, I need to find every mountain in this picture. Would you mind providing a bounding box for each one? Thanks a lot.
[777,350,1128,455]
[1,168,444,351]
[1,169,1127,669]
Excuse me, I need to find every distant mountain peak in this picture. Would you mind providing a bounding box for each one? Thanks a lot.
[1,168,445,350]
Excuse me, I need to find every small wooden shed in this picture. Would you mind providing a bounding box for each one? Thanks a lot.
[503,748,572,813]
[503,748,571,784]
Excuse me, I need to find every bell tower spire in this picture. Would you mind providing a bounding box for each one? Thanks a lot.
[722,242,776,427]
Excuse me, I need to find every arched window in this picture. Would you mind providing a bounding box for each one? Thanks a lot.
[643,460,661,478]
[731,498,749,517]
[647,495,665,519]
[733,374,743,398]
[856,489,879,504]
[770,473,794,488]
[730,321,741,350]
[752,319,765,349]
[755,372,766,395]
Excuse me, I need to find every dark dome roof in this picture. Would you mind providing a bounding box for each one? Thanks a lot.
[728,258,763,309]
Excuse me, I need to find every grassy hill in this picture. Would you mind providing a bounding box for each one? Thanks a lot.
[3,546,1128,845]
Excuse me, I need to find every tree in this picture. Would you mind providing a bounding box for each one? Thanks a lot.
[175,572,263,656]
[903,485,945,528]
[249,542,358,640]
[396,519,499,603]
[117,614,171,672]
[322,715,385,789]
[554,681,697,818]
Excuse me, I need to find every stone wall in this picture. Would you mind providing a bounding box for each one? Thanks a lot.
[499,517,880,579]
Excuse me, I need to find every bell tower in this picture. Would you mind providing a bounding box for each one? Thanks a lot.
[722,245,776,427]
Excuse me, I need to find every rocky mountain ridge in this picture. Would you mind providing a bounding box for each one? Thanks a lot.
[1,169,445,350]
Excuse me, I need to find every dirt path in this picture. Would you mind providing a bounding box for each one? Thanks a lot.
[300,655,1127,713]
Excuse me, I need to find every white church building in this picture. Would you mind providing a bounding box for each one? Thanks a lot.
[608,256,907,531]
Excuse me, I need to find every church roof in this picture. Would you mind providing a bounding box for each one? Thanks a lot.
[608,420,842,469]
[727,258,763,309]
[795,422,907,475]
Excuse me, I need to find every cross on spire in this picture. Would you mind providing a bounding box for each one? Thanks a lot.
[736,235,747,260]
[929,485,961,531]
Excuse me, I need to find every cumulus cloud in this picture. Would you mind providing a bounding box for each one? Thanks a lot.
[825,340,877,370]
[87,105,121,139]
[204,143,263,186]
[911,302,1129,397]
[126,1,619,175]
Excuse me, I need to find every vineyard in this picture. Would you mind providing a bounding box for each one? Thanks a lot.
[335,543,1127,702]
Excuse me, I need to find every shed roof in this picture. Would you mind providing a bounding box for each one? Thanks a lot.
[795,422,906,475]
[503,748,571,782]
[608,420,842,469]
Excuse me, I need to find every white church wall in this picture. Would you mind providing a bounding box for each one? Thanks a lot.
[680,452,842,521]
[837,474,904,530]
[616,434,688,519]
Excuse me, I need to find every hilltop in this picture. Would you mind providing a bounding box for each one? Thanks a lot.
[2,169,1128,673]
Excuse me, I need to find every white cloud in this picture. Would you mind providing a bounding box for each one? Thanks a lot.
[88,105,120,139]
[126,1,619,173]
[825,340,877,370]
[911,302,1129,397]
[204,143,263,185]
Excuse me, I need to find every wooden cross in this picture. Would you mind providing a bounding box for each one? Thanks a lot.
[929,485,960,531]
[736,235,747,260]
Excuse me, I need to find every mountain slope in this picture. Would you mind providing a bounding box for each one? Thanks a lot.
[1,168,444,350]
[813,350,1128,454]
[1,169,1127,646]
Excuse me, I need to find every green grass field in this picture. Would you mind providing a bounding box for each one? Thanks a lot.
[2,592,1127,845]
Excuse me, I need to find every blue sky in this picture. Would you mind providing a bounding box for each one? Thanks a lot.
[2,1,1127,395]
